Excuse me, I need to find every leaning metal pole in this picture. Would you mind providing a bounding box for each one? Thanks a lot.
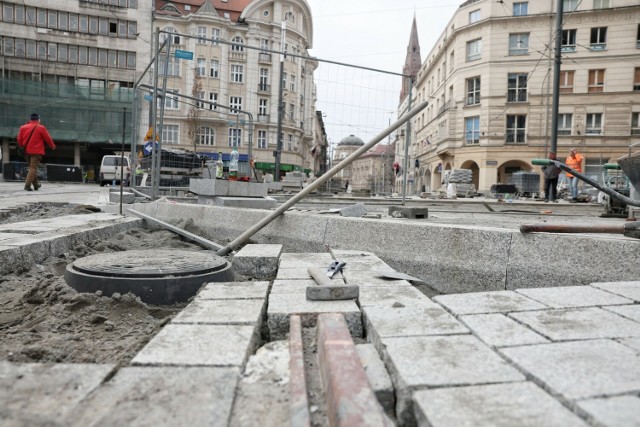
[550,0,564,155]
[402,78,414,205]
[153,34,172,199]
[216,100,429,256]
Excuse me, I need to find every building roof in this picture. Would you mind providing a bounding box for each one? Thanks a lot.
[360,143,395,159]
[156,0,253,21]
[338,134,365,146]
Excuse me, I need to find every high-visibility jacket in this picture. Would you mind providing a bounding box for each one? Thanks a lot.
[565,153,583,178]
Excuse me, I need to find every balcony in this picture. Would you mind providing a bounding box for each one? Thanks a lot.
[437,99,453,116]
[257,114,270,123]
[561,45,576,53]
[229,51,246,61]
[590,43,607,51]
[585,128,602,135]
[259,52,272,64]
[258,84,270,94]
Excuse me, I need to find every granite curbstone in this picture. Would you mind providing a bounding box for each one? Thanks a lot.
[233,244,283,280]
[355,343,395,418]
[196,281,269,300]
[171,299,266,325]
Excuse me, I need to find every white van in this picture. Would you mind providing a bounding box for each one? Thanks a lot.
[99,155,130,186]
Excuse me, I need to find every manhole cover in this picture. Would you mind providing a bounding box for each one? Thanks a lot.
[65,249,233,304]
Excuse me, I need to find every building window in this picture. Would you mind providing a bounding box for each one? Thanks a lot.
[465,116,480,144]
[637,24,640,48]
[593,0,610,8]
[631,113,640,135]
[258,130,267,148]
[469,9,480,24]
[228,128,242,147]
[195,91,205,109]
[634,68,640,91]
[560,70,575,93]
[509,33,529,55]
[466,77,480,105]
[231,36,244,52]
[507,73,528,102]
[284,11,295,22]
[590,27,607,51]
[260,38,269,51]
[158,55,179,76]
[466,39,482,62]
[197,26,207,44]
[588,69,605,92]
[561,29,577,52]
[290,75,296,91]
[48,11,57,29]
[513,2,528,16]
[557,114,573,135]
[197,127,215,145]
[586,113,603,135]
[259,99,268,116]
[208,92,218,110]
[162,124,179,144]
[3,4,14,22]
[196,58,206,76]
[506,115,526,143]
[211,28,220,45]
[210,60,219,78]
[231,64,243,83]
[163,90,179,109]
[259,68,269,91]
[229,96,242,113]
[563,0,579,11]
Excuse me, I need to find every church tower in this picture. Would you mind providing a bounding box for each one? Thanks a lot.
[400,15,422,102]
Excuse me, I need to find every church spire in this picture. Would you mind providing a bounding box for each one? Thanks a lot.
[400,15,421,102]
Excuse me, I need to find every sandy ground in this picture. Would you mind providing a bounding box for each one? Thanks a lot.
[0,205,206,366]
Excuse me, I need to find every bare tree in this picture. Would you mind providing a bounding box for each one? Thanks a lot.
[187,68,203,154]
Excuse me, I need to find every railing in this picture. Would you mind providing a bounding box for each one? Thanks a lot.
[437,99,453,116]
[258,84,270,93]
[229,51,246,61]
[259,52,272,63]
[258,114,270,123]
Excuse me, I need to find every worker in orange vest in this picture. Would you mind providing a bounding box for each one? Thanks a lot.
[565,147,584,202]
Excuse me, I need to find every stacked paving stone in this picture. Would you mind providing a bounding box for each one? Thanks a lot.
[444,168,473,184]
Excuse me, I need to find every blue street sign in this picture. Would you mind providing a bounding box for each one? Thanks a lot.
[174,50,194,60]
[143,141,159,155]
[143,94,153,101]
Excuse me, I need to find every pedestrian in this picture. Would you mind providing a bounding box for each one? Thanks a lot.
[542,152,561,203]
[17,113,56,191]
[565,147,583,202]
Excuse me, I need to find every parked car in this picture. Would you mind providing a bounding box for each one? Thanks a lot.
[99,155,130,186]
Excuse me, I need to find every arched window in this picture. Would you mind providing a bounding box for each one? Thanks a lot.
[284,11,295,23]
[160,26,180,44]
[197,126,215,145]
[231,36,244,52]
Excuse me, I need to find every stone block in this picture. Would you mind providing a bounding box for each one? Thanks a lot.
[515,285,632,308]
[0,246,21,275]
[388,206,429,219]
[198,196,278,209]
[381,335,525,426]
[171,299,265,325]
[500,339,640,400]
[306,283,359,301]
[509,307,640,341]
[604,305,640,322]
[618,337,640,352]
[271,279,318,294]
[196,281,269,300]
[189,179,268,197]
[339,203,368,217]
[577,395,640,427]
[233,244,283,279]
[434,290,547,315]
[279,252,334,269]
[71,367,240,427]
[132,324,258,368]
[590,281,640,302]
[413,382,586,427]
[358,283,438,308]
[356,344,395,418]
[288,316,311,427]
[109,191,135,204]
[460,313,549,348]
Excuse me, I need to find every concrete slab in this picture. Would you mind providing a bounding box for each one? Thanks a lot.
[358,283,439,308]
[590,281,640,302]
[330,249,387,264]
[0,361,115,424]
[413,382,587,427]
[71,367,240,427]
[132,324,258,367]
[189,179,268,197]
[576,395,640,427]
[344,268,413,286]
[500,339,640,400]
[618,337,640,353]
[356,343,395,417]
[0,232,31,241]
[364,305,469,350]
[171,299,265,325]
[603,305,640,323]
[271,279,319,294]
[200,196,278,209]
[509,307,640,341]
[434,290,547,315]
[267,292,362,340]
[460,313,550,348]
[233,244,283,279]
[278,252,334,269]
[0,246,21,275]
[388,206,429,219]
[196,281,269,300]
[515,285,633,308]
[276,267,344,281]
[109,191,135,204]
[381,335,525,426]
[339,202,367,217]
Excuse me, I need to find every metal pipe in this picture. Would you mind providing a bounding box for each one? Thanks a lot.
[275,21,286,181]
[119,107,126,215]
[402,78,413,205]
[550,0,564,155]
[150,29,160,199]
[215,99,429,256]
[154,34,172,199]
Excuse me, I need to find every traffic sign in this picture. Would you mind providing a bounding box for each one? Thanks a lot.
[143,141,159,155]
[175,50,194,60]
[144,127,159,142]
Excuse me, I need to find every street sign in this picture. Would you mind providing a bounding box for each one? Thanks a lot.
[227,120,246,127]
[174,50,194,60]
[144,127,159,142]
[143,94,153,101]
[143,141,159,155]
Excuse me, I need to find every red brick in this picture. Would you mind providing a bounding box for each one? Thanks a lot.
[289,315,311,427]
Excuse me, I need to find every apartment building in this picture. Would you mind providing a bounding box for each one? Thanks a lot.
[396,0,640,194]
[0,0,153,173]
[152,0,318,179]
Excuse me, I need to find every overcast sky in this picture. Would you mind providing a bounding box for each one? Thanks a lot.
[304,0,460,146]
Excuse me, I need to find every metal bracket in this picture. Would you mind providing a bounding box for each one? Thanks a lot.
[327,261,346,278]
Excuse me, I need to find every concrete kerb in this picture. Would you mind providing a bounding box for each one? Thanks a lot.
[125,201,640,293]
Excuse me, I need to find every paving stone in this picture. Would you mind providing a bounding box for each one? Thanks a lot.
[603,304,640,323]
[509,307,640,341]
[356,343,395,417]
[433,290,547,315]
[276,267,344,281]
[196,281,269,300]
[109,191,135,204]
[618,337,640,353]
[358,283,438,308]
[189,178,268,197]
[0,361,115,425]
[364,305,468,350]
[413,382,587,427]
[0,246,21,274]
[71,367,240,427]
[267,292,362,340]
[171,299,265,325]
[590,281,640,302]
[233,244,283,279]
[577,395,640,427]
[0,232,31,242]
[330,249,387,264]
[500,339,640,400]
[381,335,525,426]
[515,285,633,308]
[339,202,368,217]
[460,313,550,348]
[344,268,412,286]
[132,324,258,367]
[271,279,320,294]
[278,252,334,269]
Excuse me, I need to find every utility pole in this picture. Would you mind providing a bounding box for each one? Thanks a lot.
[274,21,286,181]
[401,78,414,205]
[550,0,564,155]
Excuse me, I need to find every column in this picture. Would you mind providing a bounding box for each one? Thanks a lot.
[74,142,81,166]
[1,139,9,165]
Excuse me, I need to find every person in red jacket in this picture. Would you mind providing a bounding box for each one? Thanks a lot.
[17,113,56,191]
